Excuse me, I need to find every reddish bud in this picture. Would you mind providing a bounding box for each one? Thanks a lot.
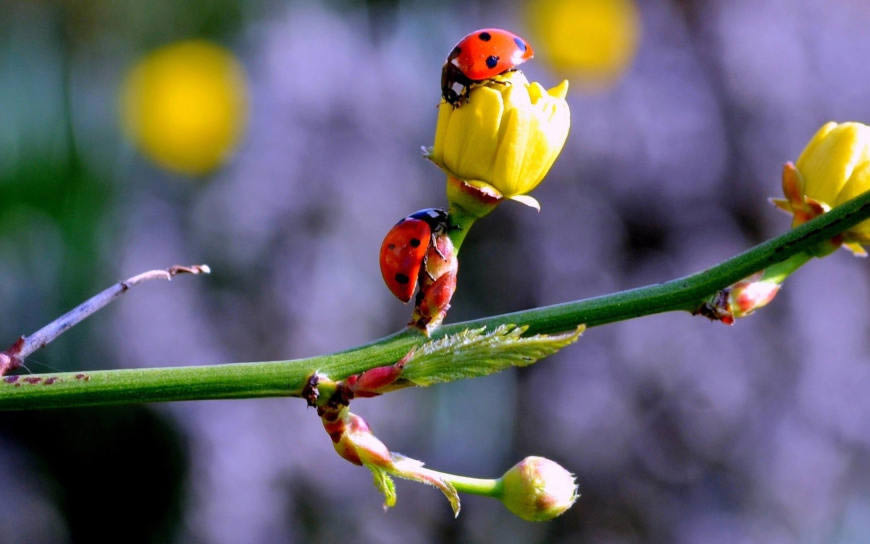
[729,277,781,318]
[410,232,458,334]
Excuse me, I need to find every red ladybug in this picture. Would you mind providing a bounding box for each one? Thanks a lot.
[441,28,534,107]
[379,208,450,302]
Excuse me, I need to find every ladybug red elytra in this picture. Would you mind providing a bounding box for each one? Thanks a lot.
[379,208,450,303]
[441,28,534,107]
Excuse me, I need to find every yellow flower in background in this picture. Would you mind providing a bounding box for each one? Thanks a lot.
[430,71,570,211]
[773,121,870,255]
[121,40,248,176]
[527,0,639,86]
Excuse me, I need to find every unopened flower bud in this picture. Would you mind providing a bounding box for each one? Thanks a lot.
[773,121,870,255]
[430,71,570,212]
[728,276,781,320]
[498,456,578,522]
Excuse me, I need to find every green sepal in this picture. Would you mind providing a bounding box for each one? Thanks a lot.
[401,324,585,387]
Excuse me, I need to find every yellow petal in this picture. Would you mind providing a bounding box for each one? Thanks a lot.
[835,160,870,204]
[836,160,870,238]
[491,105,533,196]
[548,80,570,100]
[455,87,505,181]
[446,86,505,177]
[842,242,868,256]
[501,78,532,112]
[528,82,545,104]
[516,113,553,189]
[524,99,571,186]
[795,122,837,171]
[442,94,478,174]
[431,101,454,164]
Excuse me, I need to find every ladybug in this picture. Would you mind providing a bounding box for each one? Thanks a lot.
[441,28,534,107]
[379,208,450,303]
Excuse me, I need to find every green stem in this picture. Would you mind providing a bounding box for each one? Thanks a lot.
[2,189,870,411]
[446,203,479,252]
[441,473,502,497]
[761,251,812,284]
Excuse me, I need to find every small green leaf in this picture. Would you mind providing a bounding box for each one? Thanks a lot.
[369,465,397,509]
[401,324,585,387]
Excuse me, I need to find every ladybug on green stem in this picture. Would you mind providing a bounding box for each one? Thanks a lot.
[379,208,450,303]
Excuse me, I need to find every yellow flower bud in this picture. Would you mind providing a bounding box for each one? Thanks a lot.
[773,121,870,255]
[430,71,570,209]
[498,456,578,522]
[121,40,248,177]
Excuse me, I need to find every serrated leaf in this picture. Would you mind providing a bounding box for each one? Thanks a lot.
[401,324,584,387]
[369,465,397,510]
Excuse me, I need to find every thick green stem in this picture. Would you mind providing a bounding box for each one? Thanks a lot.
[444,175,501,251]
[2,189,869,411]
[446,203,479,251]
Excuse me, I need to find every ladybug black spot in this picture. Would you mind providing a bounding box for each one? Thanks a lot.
[449,46,461,59]
[486,55,499,69]
[478,31,492,41]
[388,243,396,250]
[395,273,410,284]
[410,238,421,247]
[513,37,526,51]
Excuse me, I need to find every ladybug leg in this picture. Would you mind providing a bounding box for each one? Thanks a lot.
[442,63,475,107]
[431,232,448,260]
[489,70,516,88]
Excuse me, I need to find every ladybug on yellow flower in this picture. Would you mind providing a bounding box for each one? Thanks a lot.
[441,28,534,107]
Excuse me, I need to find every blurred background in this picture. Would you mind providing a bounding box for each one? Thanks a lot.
[1,0,869,542]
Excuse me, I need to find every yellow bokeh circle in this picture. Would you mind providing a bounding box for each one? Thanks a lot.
[121,40,248,176]
[527,0,640,85]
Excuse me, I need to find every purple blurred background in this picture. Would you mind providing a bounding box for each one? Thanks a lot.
[1,1,870,542]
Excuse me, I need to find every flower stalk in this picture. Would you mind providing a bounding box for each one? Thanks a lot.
[2,186,869,411]
[308,368,578,519]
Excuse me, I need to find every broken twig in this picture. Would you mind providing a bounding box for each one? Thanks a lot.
[0,264,210,375]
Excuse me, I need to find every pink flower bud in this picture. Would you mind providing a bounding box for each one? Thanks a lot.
[499,456,578,521]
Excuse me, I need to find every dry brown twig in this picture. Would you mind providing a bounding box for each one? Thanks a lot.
[0,264,210,376]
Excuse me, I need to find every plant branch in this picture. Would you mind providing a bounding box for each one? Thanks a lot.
[0,264,211,376]
[1,189,869,411]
